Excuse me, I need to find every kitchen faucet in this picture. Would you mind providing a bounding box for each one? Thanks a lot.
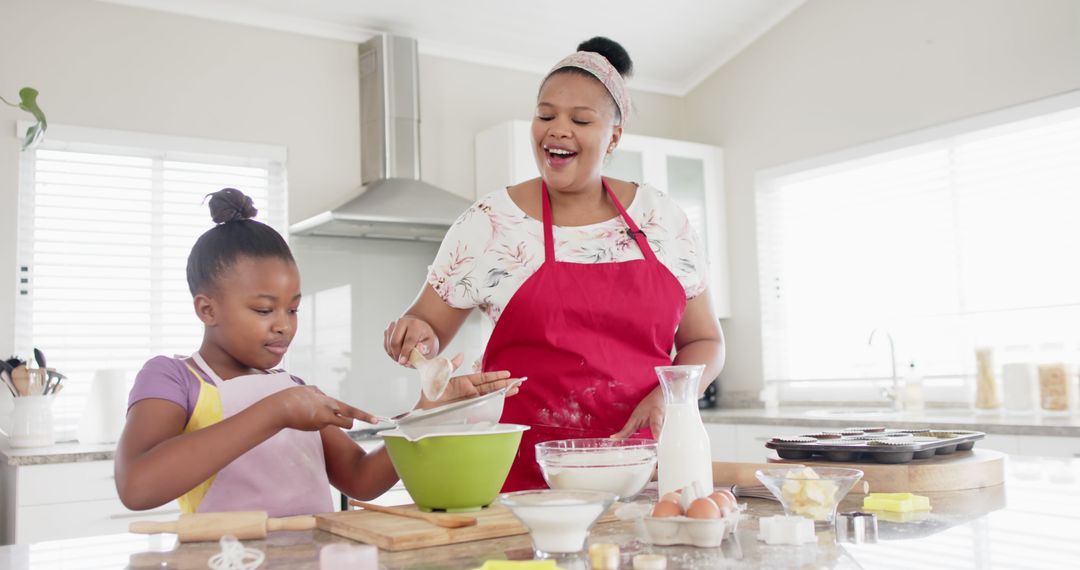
[868,329,901,411]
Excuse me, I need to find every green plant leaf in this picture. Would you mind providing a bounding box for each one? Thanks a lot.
[17,87,47,127]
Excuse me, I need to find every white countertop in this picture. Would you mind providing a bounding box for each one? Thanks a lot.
[700,406,1080,437]
[3,407,1078,466]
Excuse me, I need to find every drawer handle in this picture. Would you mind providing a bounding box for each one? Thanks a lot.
[109,509,181,520]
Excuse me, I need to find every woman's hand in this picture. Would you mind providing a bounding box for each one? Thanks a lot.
[384,316,439,365]
[610,388,665,439]
[266,386,379,431]
[417,368,523,410]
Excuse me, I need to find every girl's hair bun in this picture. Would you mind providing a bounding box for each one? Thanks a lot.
[577,36,633,77]
[207,187,258,224]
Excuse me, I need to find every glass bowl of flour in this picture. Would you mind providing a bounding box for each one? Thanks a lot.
[536,438,658,500]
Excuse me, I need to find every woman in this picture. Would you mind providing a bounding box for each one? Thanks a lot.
[384,37,725,491]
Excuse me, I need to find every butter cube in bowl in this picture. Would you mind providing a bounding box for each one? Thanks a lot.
[755,467,863,525]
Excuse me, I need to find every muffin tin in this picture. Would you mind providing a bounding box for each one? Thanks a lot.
[765,428,985,464]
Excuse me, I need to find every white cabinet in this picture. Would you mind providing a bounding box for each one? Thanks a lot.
[475,120,730,318]
[1,460,180,545]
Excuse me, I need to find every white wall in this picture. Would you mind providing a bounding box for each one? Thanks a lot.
[0,0,682,356]
[678,0,1080,400]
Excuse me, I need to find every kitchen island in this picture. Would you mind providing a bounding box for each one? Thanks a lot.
[1,456,1076,569]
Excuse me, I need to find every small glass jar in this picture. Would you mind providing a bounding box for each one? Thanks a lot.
[1001,345,1037,414]
[974,347,1002,411]
[1037,343,1073,414]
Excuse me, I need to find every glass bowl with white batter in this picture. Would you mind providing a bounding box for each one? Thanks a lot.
[535,438,658,500]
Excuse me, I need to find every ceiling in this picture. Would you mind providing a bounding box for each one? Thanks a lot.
[99,0,804,96]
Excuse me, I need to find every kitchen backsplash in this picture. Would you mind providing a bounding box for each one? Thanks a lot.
[288,236,485,417]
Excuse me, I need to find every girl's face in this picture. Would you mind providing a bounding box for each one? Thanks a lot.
[197,256,301,371]
[532,72,622,193]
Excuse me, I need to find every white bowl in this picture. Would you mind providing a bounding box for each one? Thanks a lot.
[499,489,616,556]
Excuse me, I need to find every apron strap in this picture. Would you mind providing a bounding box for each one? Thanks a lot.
[190,352,224,387]
[189,351,271,387]
[540,179,657,264]
[540,181,556,262]
[602,180,658,263]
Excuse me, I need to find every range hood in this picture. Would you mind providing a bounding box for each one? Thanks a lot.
[290,34,471,242]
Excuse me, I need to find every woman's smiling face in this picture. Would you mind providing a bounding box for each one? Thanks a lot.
[532,71,622,193]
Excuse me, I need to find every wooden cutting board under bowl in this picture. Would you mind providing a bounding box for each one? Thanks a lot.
[316,503,619,551]
[764,448,1006,493]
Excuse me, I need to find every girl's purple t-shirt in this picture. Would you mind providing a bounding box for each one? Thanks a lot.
[127,356,304,422]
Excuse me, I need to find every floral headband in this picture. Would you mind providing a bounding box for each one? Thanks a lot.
[547,51,631,125]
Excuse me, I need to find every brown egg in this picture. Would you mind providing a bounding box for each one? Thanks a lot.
[686,497,721,519]
[660,491,682,504]
[708,490,737,511]
[651,500,683,518]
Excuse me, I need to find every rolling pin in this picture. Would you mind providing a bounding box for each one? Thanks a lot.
[129,511,316,543]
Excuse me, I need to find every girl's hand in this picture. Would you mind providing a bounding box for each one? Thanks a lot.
[267,386,379,431]
[417,369,523,410]
[610,388,665,440]
[384,316,438,365]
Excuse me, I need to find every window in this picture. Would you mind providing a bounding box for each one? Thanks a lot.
[15,124,287,439]
[756,93,1080,400]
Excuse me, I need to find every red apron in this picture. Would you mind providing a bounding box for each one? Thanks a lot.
[483,180,687,491]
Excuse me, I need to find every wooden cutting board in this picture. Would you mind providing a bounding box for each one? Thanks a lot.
[316,503,618,551]
[765,448,1005,492]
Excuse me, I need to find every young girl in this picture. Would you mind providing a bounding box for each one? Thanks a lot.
[115,188,516,516]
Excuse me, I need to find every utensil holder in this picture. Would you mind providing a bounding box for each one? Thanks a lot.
[7,395,55,447]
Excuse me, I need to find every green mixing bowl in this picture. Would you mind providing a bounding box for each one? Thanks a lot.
[381,424,529,512]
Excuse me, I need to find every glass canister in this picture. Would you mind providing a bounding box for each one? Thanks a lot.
[1037,343,1074,414]
[655,365,713,496]
[974,347,1001,410]
[1001,345,1037,414]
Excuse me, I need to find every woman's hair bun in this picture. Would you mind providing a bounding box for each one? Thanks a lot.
[207,187,258,224]
[577,36,633,77]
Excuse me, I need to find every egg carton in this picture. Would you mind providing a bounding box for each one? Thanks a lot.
[765,429,985,464]
[641,506,743,548]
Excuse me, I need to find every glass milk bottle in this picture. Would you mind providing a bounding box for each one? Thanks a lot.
[656,365,713,496]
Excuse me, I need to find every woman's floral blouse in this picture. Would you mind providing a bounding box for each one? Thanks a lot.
[427,183,710,325]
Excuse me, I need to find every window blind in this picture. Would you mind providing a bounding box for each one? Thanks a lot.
[757,101,1080,391]
[16,126,287,440]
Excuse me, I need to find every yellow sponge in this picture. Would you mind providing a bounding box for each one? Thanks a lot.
[862,492,931,512]
[472,561,561,570]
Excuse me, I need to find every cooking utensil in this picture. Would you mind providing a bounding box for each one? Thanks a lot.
[348,499,477,528]
[377,377,525,437]
[44,370,66,395]
[33,348,46,370]
[128,511,316,543]
[409,348,454,401]
[729,483,777,501]
[11,365,30,396]
[0,362,17,398]
[0,372,16,398]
